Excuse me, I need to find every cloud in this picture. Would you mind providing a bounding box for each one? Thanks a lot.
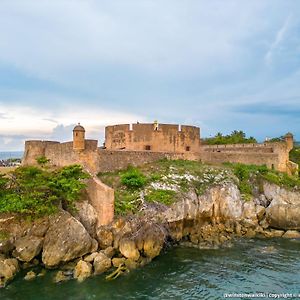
[1,0,300,148]
[265,15,292,65]
[0,99,145,150]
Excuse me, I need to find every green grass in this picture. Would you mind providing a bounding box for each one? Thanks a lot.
[145,189,177,205]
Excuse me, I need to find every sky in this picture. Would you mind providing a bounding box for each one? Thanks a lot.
[0,0,300,151]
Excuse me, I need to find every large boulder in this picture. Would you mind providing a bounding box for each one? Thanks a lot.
[0,258,19,287]
[73,201,98,237]
[119,238,140,261]
[264,183,300,230]
[142,226,166,259]
[96,226,113,249]
[74,260,93,282]
[42,211,93,267]
[93,252,111,275]
[13,235,43,262]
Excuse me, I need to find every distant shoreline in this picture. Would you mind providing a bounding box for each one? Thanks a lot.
[0,151,24,160]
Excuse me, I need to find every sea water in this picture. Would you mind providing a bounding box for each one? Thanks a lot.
[1,238,300,300]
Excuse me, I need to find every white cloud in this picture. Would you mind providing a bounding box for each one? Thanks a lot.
[265,15,292,65]
[0,101,144,138]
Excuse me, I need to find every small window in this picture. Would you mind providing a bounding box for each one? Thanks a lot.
[186,146,190,152]
[145,145,151,150]
[75,133,78,137]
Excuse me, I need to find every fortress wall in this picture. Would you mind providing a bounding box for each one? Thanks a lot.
[200,151,279,169]
[269,142,290,172]
[203,147,273,153]
[97,149,199,173]
[87,177,114,226]
[23,140,100,174]
[22,141,60,166]
[105,123,201,153]
[44,141,99,173]
[201,141,291,173]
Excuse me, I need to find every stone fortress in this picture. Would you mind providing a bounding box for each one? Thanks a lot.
[23,122,297,175]
[22,122,298,226]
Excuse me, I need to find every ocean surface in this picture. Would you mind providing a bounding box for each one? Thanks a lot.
[0,152,23,160]
[1,238,300,300]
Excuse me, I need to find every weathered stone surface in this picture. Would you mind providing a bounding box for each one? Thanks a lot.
[112,257,126,267]
[282,230,300,239]
[93,252,111,275]
[24,271,36,281]
[53,270,72,283]
[96,226,113,249]
[256,205,266,221]
[163,184,243,225]
[263,229,285,238]
[142,227,166,259]
[73,201,98,237]
[119,238,140,261]
[125,259,138,270]
[13,235,43,262]
[42,211,93,267]
[102,246,115,258]
[0,258,19,287]
[264,183,300,230]
[90,239,99,253]
[84,252,98,263]
[74,260,93,282]
[241,202,258,228]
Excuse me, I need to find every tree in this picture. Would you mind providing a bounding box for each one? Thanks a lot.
[0,165,89,218]
[203,130,257,145]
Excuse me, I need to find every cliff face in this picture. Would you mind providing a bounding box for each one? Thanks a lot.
[1,175,300,286]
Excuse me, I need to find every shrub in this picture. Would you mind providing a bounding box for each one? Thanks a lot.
[120,167,146,190]
[0,165,89,218]
[114,190,140,215]
[36,156,50,166]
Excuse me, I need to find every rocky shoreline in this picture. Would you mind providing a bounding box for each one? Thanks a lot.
[1,180,300,287]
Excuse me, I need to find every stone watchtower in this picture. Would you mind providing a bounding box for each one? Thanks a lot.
[284,132,294,152]
[73,123,85,150]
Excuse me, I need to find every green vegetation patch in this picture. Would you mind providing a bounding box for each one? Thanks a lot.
[203,130,257,145]
[98,160,234,215]
[145,189,176,205]
[225,163,300,200]
[0,164,89,218]
[290,146,300,171]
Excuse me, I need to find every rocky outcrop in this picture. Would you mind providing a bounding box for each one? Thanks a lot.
[2,177,300,287]
[42,211,93,267]
[264,183,300,230]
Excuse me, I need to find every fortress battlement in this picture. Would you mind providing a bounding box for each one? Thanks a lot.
[105,122,200,153]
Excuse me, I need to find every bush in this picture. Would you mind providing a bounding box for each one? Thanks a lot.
[114,190,140,215]
[120,167,146,190]
[0,165,89,218]
[36,156,50,166]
